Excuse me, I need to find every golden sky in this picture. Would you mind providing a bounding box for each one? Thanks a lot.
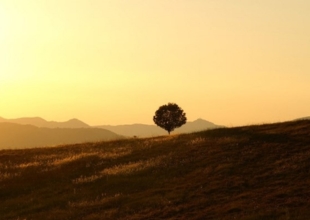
[1,0,310,126]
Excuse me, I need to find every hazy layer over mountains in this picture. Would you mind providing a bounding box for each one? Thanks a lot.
[1,116,309,149]
[0,123,122,149]
[0,117,89,128]
[0,117,222,149]
[97,119,223,137]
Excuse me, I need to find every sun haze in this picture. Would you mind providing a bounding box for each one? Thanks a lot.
[1,0,309,126]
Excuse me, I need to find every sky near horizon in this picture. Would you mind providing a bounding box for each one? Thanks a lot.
[0,0,310,126]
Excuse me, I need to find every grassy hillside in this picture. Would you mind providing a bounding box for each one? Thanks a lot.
[1,120,310,219]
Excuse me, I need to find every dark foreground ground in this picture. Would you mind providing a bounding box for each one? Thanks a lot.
[1,120,310,219]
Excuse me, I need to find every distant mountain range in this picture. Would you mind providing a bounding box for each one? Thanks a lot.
[0,117,223,137]
[96,119,224,137]
[0,123,122,149]
[0,117,89,128]
[4,115,309,149]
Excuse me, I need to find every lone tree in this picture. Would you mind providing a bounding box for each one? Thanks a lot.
[153,103,187,135]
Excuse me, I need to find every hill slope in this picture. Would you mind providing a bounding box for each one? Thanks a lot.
[1,120,310,219]
[0,123,122,149]
[295,116,310,121]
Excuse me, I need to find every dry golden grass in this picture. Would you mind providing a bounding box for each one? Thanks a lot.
[1,120,310,219]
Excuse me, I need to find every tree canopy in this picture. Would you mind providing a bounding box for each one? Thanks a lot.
[153,103,187,135]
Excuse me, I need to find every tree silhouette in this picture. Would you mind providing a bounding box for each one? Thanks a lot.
[153,103,187,135]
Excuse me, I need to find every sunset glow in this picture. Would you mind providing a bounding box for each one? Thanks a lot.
[1,0,310,126]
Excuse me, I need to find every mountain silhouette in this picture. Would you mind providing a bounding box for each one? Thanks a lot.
[0,117,90,128]
[0,117,222,147]
[0,123,122,149]
[97,119,223,137]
